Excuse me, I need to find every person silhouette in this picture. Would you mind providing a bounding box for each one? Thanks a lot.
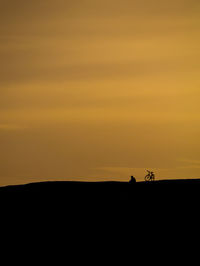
[129,176,136,184]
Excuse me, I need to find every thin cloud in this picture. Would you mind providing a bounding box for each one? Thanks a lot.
[0,124,26,130]
[177,159,200,165]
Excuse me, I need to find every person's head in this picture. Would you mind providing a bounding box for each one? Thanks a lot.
[130,176,136,183]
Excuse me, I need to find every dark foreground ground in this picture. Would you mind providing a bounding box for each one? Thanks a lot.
[1,179,200,236]
[2,180,197,256]
[1,179,200,208]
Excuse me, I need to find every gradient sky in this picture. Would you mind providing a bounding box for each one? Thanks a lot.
[1,0,200,186]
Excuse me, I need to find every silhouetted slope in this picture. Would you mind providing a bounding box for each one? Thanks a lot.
[0,181,130,206]
[1,179,200,205]
[1,179,200,226]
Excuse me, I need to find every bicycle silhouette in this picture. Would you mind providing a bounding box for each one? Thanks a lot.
[145,170,155,181]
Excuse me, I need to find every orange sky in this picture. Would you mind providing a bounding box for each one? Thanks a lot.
[1,0,200,186]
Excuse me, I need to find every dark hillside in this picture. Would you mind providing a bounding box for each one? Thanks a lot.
[1,179,200,228]
[1,179,200,207]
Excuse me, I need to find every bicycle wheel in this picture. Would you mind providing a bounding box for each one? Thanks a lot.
[145,175,151,181]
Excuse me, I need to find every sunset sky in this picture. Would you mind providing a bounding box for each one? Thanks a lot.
[1,0,200,186]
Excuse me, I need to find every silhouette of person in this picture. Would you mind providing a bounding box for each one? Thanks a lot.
[129,176,136,184]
